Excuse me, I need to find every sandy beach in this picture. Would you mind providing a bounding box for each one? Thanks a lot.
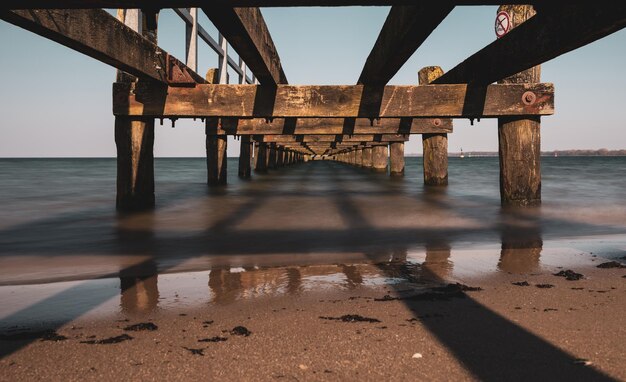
[1,254,624,381]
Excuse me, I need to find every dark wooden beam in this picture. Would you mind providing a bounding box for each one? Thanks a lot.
[221,117,451,135]
[0,9,204,84]
[113,82,554,118]
[202,6,287,85]
[259,134,409,143]
[435,4,626,85]
[358,4,453,86]
[0,1,547,9]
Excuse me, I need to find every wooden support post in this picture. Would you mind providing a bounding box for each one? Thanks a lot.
[255,142,268,173]
[277,146,284,167]
[389,142,405,176]
[268,143,277,169]
[362,147,373,168]
[115,117,155,211]
[206,134,227,185]
[115,9,155,212]
[238,135,252,179]
[372,145,388,173]
[355,149,363,167]
[205,68,227,185]
[497,5,541,206]
[420,66,448,186]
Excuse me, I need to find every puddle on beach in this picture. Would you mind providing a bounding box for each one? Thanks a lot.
[1,236,623,333]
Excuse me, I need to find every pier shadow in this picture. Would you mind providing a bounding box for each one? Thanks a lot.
[0,160,624,379]
[328,181,615,381]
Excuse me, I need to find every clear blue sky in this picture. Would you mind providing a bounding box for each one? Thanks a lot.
[1,6,625,157]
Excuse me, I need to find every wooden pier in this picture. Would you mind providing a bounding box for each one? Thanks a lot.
[2,3,626,209]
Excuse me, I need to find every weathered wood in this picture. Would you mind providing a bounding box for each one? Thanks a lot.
[113,82,554,118]
[355,149,363,167]
[258,134,409,143]
[435,4,626,85]
[422,133,448,186]
[115,117,155,211]
[497,5,541,206]
[420,66,448,186]
[0,9,204,84]
[220,117,452,135]
[202,6,287,85]
[372,145,388,173]
[206,135,227,185]
[362,147,373,168]
[0,1,553,9]
[268,143,278,169]
[239,135,252,179]
[205,68,227,185]
[254,142,268,173]
[114,13,156,212]
[389,142,404,176]
[358,5,453,86]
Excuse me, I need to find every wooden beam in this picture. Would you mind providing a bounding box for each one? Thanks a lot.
[258,134,409,143]
[435,4,626,85]
[0,9,204,84]
[0,1,549,9]
[113,82,554,118]
[358,5,453,86]
[202,6,287,85]
[220,117,451,135]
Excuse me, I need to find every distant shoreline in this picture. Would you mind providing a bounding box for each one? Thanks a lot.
[2,150,626,159]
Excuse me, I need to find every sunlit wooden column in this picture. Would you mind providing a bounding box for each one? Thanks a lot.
[362,147,373,168]
[419,66,448,186]
[372,144,388,173]
[389,142,405,176]
[355,148,363,167]
[498,5,541,206]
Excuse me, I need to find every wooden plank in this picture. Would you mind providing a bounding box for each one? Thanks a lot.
[0,1,541,9]
[221,117,451,135]
[202,7,287,85]
[435,4,626,85]
[358,5,453,86]
[113,82,554,118]
[0,9,204,84]
[259,134,409,143]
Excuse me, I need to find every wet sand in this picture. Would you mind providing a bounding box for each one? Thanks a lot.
[1,257,625,381]
[1,160,626,380]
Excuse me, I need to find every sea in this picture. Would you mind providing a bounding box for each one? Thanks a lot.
[0,157,625,329]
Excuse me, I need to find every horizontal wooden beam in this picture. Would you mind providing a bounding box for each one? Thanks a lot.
[202,6,287,85]
[358,4,453,86]
[220,117,451,135]
[114,82,554,118]
[0,9,204,84]
[435,4,626,85]
[0,1,548,9]
[259,134,409,143]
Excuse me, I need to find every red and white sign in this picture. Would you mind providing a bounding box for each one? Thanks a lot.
[495,11,511,38]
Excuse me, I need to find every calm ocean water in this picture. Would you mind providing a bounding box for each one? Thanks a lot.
[0,157,625,284]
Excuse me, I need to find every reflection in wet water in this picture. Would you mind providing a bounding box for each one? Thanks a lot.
[498,207,544,274]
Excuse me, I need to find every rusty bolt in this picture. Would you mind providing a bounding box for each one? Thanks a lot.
[433,118,442,126]
[522,91,536,105]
